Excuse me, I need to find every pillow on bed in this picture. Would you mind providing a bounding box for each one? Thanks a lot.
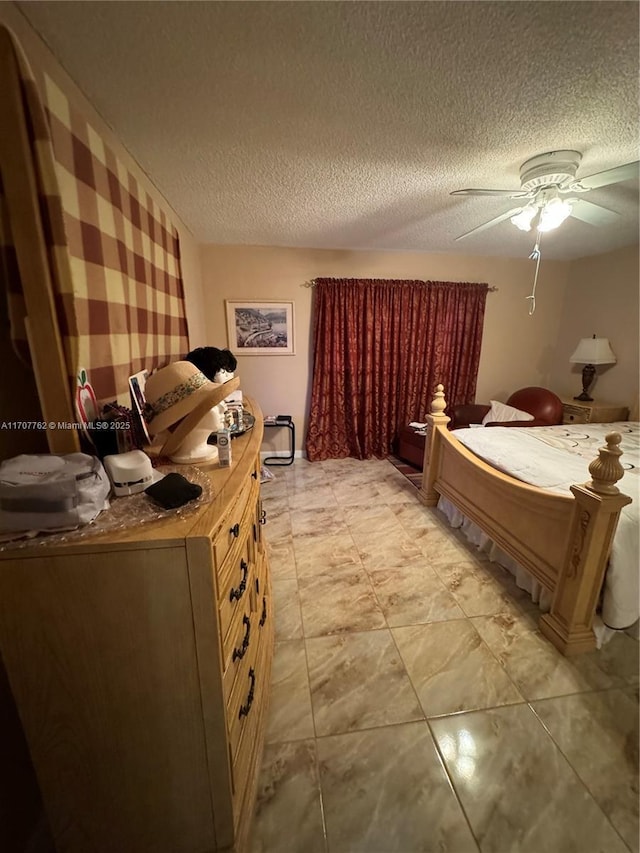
[481,400,535,425]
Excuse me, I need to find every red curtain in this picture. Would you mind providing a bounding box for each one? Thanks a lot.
[305,278,488,461]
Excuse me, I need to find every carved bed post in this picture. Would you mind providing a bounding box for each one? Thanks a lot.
[418,384,450,506]
[540,432,632,656]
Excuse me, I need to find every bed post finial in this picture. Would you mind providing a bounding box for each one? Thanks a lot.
[587,432,625,495]
[431,384,447,417]
[419,384,450,506]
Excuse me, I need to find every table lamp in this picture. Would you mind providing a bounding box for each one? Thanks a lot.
[569,335,616,401]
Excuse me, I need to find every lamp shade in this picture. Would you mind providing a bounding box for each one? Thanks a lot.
[569,336,616,366]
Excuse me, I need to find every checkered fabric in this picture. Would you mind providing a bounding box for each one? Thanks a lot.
[1,28,189,405]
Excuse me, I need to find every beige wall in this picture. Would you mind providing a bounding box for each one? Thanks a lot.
[550,244,639,409]
[0,3,206,350]
[200,244,570,453]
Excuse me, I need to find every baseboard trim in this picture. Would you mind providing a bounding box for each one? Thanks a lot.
[259,449,305,460]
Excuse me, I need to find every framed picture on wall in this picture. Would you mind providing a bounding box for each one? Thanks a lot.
[225,301,295,355]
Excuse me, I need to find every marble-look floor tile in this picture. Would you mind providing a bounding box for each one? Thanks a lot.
[249,739,326,853]
[298,570,386,637]
[393,620,523,716]
[331,480,385,506]
[423,529,477,565]
[260,478,289,500]
[261,457,638,853]
[322,457,390,482]
[472,614,619,700]
[287,485,339,511]
[375,477,421,504]
[533,688,639,851]
[589,631,640,686]
[342,504,405,536]
[467,604,540,640]
[411,524,473,562]
[266,640,315,744]
[318,722,479,853]
[433,560,522,617]
[430,704,629,853]
[294,532,363,579]
[266,534,297,580]
[272,577,304,640]
[260,494,289,515]
[390,501,442,533]
[369,565,466,626]
[264,507,292,540]
[283,460,328,486]
[290,507,349,537]
[351,528,425,570]
[306,630,423,736]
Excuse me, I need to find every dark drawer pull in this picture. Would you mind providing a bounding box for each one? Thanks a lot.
[239,668,256,719]
[229,559,248,602]
[230,523,240,538]
[259,595,267,627]
[232,616,251,662]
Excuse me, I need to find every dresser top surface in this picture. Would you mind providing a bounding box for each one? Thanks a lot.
[0,399,264,558]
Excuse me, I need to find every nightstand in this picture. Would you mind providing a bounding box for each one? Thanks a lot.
[561,399,629,425]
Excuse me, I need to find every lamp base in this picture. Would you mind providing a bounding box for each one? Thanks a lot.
[575,363,596,402]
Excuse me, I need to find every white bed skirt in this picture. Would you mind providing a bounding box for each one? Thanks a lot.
[437,495,626,649]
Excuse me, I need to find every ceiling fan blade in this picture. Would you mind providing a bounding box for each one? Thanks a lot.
[455,207,525,240]
[575,160,639,190]
[450,188,531,198]
[568,198,620,226]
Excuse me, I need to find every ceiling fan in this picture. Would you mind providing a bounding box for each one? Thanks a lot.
[451,150,639,240]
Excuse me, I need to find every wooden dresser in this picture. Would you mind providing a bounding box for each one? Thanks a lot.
[0,400,273,853]
[561,399,629,425]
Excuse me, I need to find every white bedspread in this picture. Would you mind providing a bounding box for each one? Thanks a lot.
[450,422,639,630]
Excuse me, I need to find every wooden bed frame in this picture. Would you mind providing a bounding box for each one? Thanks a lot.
[419,385,632,656]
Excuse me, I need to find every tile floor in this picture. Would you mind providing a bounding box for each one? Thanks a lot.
[249,458,639,853]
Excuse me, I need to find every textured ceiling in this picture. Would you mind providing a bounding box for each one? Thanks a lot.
[16,0,640,260]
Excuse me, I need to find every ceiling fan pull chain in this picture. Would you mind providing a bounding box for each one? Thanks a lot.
[526,232,543,315]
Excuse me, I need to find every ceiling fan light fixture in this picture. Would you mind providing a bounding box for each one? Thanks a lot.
[510,205,537,231]
[452,150,638,243]
[537,197,573,232]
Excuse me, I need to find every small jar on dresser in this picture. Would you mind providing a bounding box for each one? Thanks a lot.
[561,399,630,425]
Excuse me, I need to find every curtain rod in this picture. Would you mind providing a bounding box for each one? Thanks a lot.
[302,279,498,291]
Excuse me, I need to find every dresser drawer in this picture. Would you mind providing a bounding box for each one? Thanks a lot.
[254,551,270,626]
[219,537,254,657]
[222,599,255,704]
[227,631,262,762]
[231,627,271,823]
[212,477,255,572]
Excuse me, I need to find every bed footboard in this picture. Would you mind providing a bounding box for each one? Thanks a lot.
[419,385,632,655]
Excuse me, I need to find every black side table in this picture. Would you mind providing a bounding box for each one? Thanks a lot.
[263,416,295,466]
